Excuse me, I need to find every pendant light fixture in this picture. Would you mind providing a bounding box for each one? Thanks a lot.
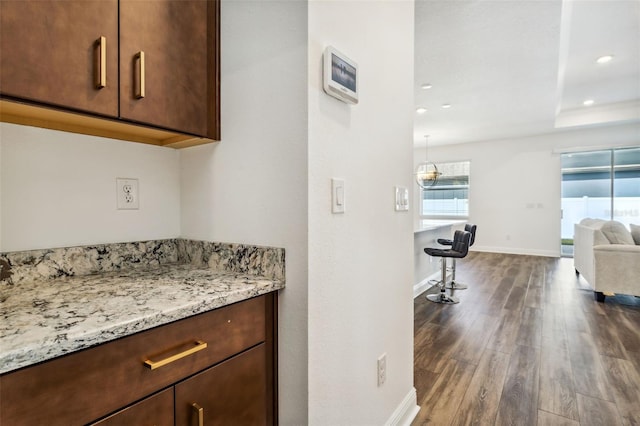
[415,135,441,188]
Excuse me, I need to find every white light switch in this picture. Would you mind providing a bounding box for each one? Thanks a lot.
[332,178,345,214]
[395,186,409,211]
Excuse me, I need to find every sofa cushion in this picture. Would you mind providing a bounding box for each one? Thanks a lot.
[580,218,606,228]
[630,223,640,245]
[600,221,635,245]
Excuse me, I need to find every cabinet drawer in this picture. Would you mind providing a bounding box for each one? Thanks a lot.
[0,295,267,426]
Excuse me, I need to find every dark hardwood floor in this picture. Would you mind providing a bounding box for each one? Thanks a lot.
[413,252,640,426]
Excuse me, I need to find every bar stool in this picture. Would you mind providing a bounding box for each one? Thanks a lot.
[438,224,476,290]
[424,230,472,304]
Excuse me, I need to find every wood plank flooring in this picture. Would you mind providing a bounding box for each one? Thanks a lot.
[413,252,640,426]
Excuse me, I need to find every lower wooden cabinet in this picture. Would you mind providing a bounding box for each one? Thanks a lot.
[92,388,175,426]
[175,344,268,426]
[0,293,277,426]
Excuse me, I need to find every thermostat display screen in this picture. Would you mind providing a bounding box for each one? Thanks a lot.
[331,53,356,92]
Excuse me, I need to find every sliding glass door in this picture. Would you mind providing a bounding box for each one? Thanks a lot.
[560,147,640,257]
[613,148,640,224]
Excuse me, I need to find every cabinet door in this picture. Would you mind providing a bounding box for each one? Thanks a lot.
[119,0,219,138]
[90,388,174,426]
[0,0,119,117]
[175,344,269,426]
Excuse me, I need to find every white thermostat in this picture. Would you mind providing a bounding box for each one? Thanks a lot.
[323,46,358,104]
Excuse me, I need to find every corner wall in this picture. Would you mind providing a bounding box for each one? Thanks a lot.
[179,1,309,424]
[308,1,417,424]
[418,122,639,257]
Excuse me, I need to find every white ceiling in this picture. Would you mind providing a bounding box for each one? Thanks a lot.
[414,0,640,146]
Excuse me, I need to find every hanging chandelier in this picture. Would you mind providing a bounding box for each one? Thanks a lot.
[415,135,441,188]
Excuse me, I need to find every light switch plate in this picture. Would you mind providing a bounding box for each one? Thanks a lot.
[395,186,409,211]
[332,178,345,214]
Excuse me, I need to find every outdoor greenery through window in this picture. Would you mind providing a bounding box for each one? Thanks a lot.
[421,161,470,218]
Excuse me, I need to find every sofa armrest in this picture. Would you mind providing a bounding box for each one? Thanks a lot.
[574,223,609,285]
[593,244,640,297]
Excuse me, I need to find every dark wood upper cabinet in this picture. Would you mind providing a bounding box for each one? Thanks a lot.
[120,0,217,138]
[0,0,119,117]
[0,0,220,147]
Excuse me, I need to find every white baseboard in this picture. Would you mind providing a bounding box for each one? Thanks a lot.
[471,246,560,258]
[385,387,420,426]
[413,271,441,298]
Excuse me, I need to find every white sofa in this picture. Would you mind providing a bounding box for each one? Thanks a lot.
[573,218,640,302]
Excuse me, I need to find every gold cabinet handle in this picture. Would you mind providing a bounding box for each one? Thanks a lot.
[135,51,145,99]
[143,340,207,370]
[192,403,204,426]
[96,36,106,89]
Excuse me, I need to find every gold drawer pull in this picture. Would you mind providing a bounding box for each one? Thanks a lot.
[143,340,207,370]
[96,36,106,89]
[135,51,145,99]
[192,402,204,426]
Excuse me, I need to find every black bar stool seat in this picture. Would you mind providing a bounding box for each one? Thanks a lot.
[424,230,472,304]
[437,224,477,290]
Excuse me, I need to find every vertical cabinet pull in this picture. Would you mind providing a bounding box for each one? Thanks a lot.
[135,51,145,99]
[96,36,106,89]
[192,403,204,426]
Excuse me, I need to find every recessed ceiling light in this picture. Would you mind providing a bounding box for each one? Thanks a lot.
[441,104,451,109]
[583,99,595,106]
[421,83,432,89]
[416,107,428,114]
[596,55,613,64]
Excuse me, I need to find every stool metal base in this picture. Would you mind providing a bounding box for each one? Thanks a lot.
[426,292,460,304]
[426,257,461,304]
[445,281,468,290]
[445,258,469,290]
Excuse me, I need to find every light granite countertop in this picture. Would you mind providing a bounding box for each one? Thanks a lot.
[0,264,284,375]
[414,219,467,233]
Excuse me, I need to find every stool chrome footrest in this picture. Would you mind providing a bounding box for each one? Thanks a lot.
[445,281,468,290]
[426,292,460,304]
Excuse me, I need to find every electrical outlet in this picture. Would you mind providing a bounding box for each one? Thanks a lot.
[377,353,387,386]
[116,178,139,210]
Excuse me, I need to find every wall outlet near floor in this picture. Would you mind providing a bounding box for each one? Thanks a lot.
[377,353,387,386]
[116,178,139,210]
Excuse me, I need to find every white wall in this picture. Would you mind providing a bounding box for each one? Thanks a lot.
[308,2,417,424]
[179,1,309,424]
[417,122,640,257]
[0,123,180,252]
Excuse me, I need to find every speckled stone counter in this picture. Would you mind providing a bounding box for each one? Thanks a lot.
[0,239,285,375]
